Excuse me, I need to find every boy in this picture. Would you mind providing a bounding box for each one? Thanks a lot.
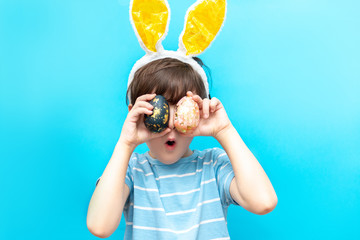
[87,58,278,239]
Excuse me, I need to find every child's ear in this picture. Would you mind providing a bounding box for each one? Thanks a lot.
[128,104,133,112]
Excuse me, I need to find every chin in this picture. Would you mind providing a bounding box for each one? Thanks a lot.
[146,139,193,165]
[157,152,183,165]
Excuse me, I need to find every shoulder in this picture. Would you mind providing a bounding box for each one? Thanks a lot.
[197,147,226,157]
[196,148,228,164]
[128,152,148,168]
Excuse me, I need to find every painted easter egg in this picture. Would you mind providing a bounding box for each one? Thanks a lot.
[144,95,169,133]
[174,96,200,134]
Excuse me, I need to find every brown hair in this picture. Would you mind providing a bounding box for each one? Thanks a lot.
[126,57,211,105]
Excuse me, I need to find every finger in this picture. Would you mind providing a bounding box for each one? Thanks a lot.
[202,98,210,118]
[127,108,151,124]
[186,91,193,97]
[133,100,154,110]
[178,128,199,138]
[149,127,171,139]
[192,95,203,110]
[179,131,194,137]
[132,107,153,118]
[135,93,157,103]
[210,97,219,113]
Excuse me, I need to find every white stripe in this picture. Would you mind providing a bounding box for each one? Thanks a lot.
[155,169,202,180]
[133,217,225,234]
[139,159,148,164]
[133,225,172,232]
[134,205,165,212]
[224,171,233,185]
[133,167,153,176]
[220,162,229,170]
[166,208,196,216]
[133,198,220,216]
[134,178,214,197]
[197,198,220,207]
[165,198,220,216]
[199,218,225,226]
[201,178,216,185]
[134,185,159,192]
[213,159,218,167]
[223,171,234,203]
[133,163,211,180]
[160,188,200,197]
[213,153,227,166]
[133,179,214,198]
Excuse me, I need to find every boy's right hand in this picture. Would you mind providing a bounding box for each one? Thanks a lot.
[119,93,171,148]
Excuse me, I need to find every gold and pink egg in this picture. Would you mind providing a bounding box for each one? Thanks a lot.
[174,96,200,134]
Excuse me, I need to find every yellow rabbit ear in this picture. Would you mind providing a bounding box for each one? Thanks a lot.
[130,0,170,53]
[179,0,226,56]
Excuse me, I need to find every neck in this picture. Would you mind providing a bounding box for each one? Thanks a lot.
[183,148,193,157]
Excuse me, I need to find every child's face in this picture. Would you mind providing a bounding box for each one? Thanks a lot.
[146,104,194,164]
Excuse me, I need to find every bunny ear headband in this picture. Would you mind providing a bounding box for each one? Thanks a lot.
[127,0,227,101]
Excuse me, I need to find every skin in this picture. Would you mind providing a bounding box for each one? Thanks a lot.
[87,91,278,238]
[143,103,194,165]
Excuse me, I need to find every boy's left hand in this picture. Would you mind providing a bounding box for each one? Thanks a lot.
[181,91,232,139]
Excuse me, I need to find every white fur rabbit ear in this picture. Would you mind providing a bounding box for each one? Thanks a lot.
[178,0,227,56]
[130,0,170,54]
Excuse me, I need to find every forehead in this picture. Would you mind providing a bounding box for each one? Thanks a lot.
[153,89,198,105]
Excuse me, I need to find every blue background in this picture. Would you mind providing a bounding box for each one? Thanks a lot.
[1,0,359,239]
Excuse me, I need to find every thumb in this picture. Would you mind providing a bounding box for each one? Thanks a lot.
[149,128,171,140]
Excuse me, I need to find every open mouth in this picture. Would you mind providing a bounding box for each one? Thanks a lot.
[165,140,176,150]
[166,140,175,146]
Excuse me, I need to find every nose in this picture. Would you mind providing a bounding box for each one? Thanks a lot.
[168,105,175,129]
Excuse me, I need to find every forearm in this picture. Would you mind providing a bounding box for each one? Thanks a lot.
[87,140,135,237]
[215,125,277,209]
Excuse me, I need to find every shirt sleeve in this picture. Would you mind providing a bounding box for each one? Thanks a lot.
[95,177,101,186]
[213,148,240,207]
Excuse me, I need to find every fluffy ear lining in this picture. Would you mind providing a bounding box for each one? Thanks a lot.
[130,0,170,53]
[179,0,226,56]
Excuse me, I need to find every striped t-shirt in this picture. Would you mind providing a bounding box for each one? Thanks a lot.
[118,147,239,239]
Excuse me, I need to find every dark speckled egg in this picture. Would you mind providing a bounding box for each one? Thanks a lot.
[144,95,169,133]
